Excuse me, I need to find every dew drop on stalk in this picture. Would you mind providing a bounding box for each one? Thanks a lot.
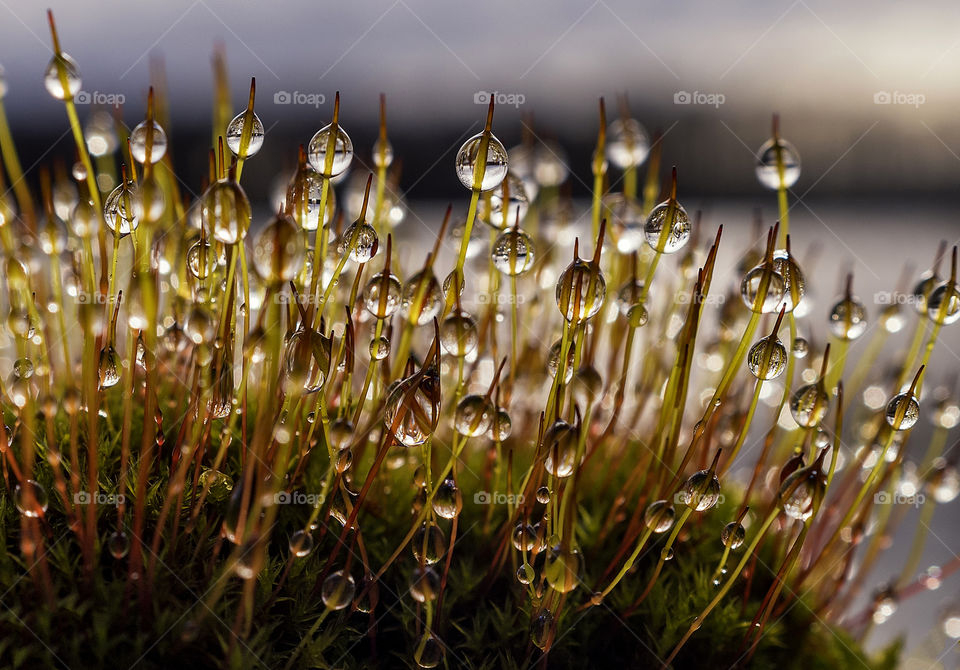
[926,282,960,325]
[432,478,460,519]
[512,523,536,552]
[104,180,140,237]
[455,132,508,191]
[187,240,219,280]
[546,338,575,384]
[384,368,440,447]
[43,52,81,100]
[879,304,904,333]
[450,217,487,260]
[288,529,314,557]
[372,137,394,168]
[454,394,493,436]
[98,345,121,389]
[369,336,390,361]
[536,486,551,505]
[439,312,479,357]
[789,383,829,428]
[14,480,48,517]
[337,222,379,263]
[13,357,33,379]
[747,335,787,380]
[926,461,959,503]
[543,420,579,478]
[740,265,785,313]
[644,199,691,254]
[226,110,264,157]
[602,193,645,253]
[792,337,809,359]
[202,180,251,245]
[410,565,440,602]
[778,462,826,520]
[755,137,801,189]
[606,118,650,169]
[487,408,512,441]
[307,124,353,177]
[492,228,536,276]
[252,213,305,284]
[721,521,745,549]
[572,365,603,406]
[198,468,233,503]
[483,172,529,228]
[321,569,356,610]
[184,305,216,346]
[531,610,553,649]
[517,562,534,585]
[286,168,335,232]
[771,249,805,312]
[361,271,402,318]
[677,470,721,511]
[544,544,582,593]
[828,297,868,340]
[107,531,130,559]
[401,270,442,325]
[283,328,331,393]
[414,636,443,669]
[884,392,919,430]
[129,120,168,164]
[556,259,606,323]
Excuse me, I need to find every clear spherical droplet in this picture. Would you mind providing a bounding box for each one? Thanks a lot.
[721,521,746,549]
[412,522,446,565]
[252,213,305,284]
[740,266,786,313]
[361,271,402,319]
[543,421,579,478]
[337,222,379,263]
[456,132,508,191]
[432,478,460,519]
[401,270,442,326]
[755,137,801,190]
[129,120,168,165]
[492,228,536,276]
[104,181,140,237]
[885,392,920,430]
[747,335,787,380]
[107,530,130,559]
[927,282,960,325]
[44,53,81,100]
[644,199,691,254]
[289,529,314,557]
[644,500,676,533]
[677,470,721,511]
[790,383,829,428]
[202,180,251,245]
[321,569,356,609]
[307,124,353,177]
[454,395,494,437]
[606,118,650,169]
[226,110,264,157]
[440,312,479,357]
[556,259,606,323]
[14,479,48,517]
[828,298,868,340]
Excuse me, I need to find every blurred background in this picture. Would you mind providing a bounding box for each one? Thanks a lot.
[1,0,959,666]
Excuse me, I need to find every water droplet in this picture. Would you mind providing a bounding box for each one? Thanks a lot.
[307,124,353,177]
[543,421,579,478]
[644,199,691,254]
[432,478,460,519]
[606,118,650,169]
[330,419,354,450]
[289,529,314,558]
[721,521,746,549]
[740,265,785,313]
[337,222,379,263]
[677,470,721,511]
[454,394,494,436]
[531,610,554,649]
[778,464,826,520]
[547,338,575,384]
[771,249,805,313]
[755,137,801,189]
[369,336,390,361]
[828,297,868,340]
[482,171,530,228]
[409,565,440,602]
[252,213,305,284]
[789,383,829,428]
[202,180,251,245]
[98,346,121,389]
[401,270,442,326]
[414,635,444,669]
[885,392,920,430]
[105,530,130,559]
[14,480,48,517]
[226,110,264,157]
[517,562,534,584]
[544,544,582,593]
[927,461,960,503]
[487,408,512,442]
[792,337,809,359]
[13,357,34,380]
[412,522,446,564]
[384,366,440,447]
[604,193,646,253]
[556,259,606,323]
[43,53,81,100]
[361,271,402,318]
[104,180,139,237]
[747,335,787,379]
[927,282,960,325]
[455,132,508,191]
[492,228,536,276]
[129,120,168,165]
[439,312,479,357]
[283,328,332,393]
[321,569,356,609]
[536,486,551,505]
[512,523,536,552]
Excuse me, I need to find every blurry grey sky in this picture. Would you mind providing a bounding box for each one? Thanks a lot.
[1,0,960,195]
